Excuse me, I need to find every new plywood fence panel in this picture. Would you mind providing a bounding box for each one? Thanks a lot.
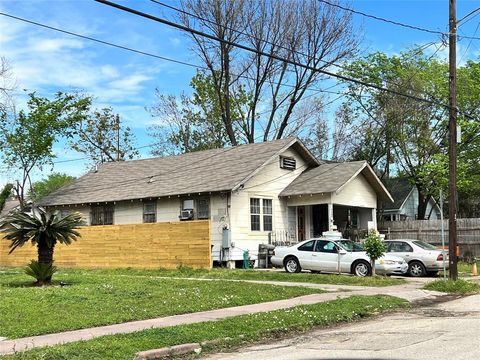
[0,220,211,269]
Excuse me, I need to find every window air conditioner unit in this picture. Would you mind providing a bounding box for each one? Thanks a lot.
[179,209,194,221]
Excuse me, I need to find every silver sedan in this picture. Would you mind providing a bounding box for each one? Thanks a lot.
[385,239,449,277]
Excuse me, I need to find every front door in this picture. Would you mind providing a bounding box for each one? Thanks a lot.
[297,206,305,242]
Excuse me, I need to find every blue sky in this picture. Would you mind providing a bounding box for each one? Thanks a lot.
[1,0,479,186]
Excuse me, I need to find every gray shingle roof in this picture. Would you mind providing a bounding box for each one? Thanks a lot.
[41,137,318,206]
[382,177,413,210]
[0,198,20,218]
[280,160,393,202]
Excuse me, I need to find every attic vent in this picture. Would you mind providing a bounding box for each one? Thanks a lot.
[280,156,296,170]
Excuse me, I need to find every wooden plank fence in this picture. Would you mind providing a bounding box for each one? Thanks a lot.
[0,220,211,269]
[379,218,480,257]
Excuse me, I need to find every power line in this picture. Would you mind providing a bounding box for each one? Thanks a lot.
[318,0,480,41]
[457,7,480,26]
[150,0,354,75]
[0,11,349,101]
[317,0,445,36]
[150,0,447,107]
[0,11,203,70]
[95,0,463,114]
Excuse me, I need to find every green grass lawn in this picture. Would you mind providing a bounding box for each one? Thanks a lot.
[0,295,408,360]
[80,266,405,287]
[424,278,480,294]
[0,268,323,339]
[457,261,479,277]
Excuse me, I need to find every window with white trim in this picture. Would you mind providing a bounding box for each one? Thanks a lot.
[250,198,273,231]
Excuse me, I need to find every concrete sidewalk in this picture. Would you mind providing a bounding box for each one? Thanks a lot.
[0,279,446,356]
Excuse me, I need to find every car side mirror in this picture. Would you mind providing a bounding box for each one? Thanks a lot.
[338,249,347,255]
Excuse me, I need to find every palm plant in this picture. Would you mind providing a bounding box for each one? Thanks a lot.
[1,209,84,284]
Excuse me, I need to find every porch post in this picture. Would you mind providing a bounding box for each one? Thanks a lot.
[328,203,334,231]
[371,208,377,231]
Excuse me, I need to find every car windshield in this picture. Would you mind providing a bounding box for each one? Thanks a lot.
[412,241,438,250]
[337,240,364,252]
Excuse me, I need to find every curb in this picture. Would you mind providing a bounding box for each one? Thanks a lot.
[134,343,202,360]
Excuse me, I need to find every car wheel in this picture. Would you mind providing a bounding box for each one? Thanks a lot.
[353,260,371,277]
[408,261,426,277]
[284,257,301,273]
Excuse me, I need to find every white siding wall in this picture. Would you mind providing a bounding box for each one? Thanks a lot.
[332,174,377,208]
[229,148,308,255]
[286,193,331,207]
[115,201,143,224]
[48,206,91,224]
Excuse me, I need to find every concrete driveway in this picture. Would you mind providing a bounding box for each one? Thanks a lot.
[203,293,480,360]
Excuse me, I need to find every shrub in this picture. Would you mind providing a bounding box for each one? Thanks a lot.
[25,260,58,286]
[363,231,387,276]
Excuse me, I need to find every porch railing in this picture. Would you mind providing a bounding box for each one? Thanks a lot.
[268,230,297,246]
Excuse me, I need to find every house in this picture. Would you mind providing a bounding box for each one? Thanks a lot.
[40,137,393,267]
[380,177,441,221]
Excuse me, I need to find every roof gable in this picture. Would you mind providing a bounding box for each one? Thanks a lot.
[41,137,318,206]
[382,177,414,210]
[280,161,393,202]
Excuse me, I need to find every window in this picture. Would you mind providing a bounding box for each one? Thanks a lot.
[250,198,273,231]
[387,241,413,253]
[197,198,210,219]
[143,201,157,223]
[263,199,272,231]
[280,156,296,170]
[315,240,338,253]
[298,240,315,252]
[250,198,261,231]
[90,205,114,225]
[181,198,210,220]
[59,209,72,219]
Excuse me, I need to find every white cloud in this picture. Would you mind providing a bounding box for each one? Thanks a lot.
[100,65,119,78]
[109,74,152,90]
[32,38,84,53]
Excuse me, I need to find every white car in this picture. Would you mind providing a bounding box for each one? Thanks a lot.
[271,238,408,277]
[385,239,449,277]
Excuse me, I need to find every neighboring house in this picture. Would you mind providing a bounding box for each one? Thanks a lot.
[380,177,441,221]
[0,197,22,229]
[40,137,393,267]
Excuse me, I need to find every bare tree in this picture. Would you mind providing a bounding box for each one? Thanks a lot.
[70,107,139,165]
[177,0,358,145]
[0,57,17,116]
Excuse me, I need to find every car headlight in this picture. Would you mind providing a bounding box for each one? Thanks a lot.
[380,259,395,265]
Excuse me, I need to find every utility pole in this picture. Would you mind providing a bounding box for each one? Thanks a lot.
[448,0,458,280]
[116,114,120,162]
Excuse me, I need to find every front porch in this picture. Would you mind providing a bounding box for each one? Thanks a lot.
[287,203,376,242]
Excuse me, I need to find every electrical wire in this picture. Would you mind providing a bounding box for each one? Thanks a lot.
[95,0,466,116]
[318,0,480,41]
[152,1,454,108]
[0,10,355,103]
[317,0,446,36]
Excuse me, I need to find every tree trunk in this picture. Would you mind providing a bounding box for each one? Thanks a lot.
[37,239,54,284]
[417,190,429,220]
[371,260,376,276]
